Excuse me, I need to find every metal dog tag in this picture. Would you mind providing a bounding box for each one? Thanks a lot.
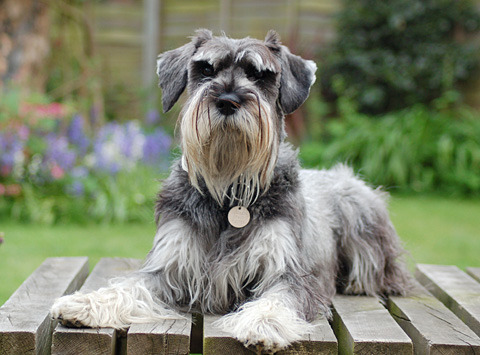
[228,206,250,228]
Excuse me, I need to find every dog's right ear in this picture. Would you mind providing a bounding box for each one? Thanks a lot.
[157,29,213,113]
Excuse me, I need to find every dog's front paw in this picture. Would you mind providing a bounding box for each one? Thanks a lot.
[214,296,315,353]
[51,292,102,328]
[232,324,288,354]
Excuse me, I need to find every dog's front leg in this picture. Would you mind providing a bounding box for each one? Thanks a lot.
[50,218,197,329]
[50,274,183,329]
[213,282,320,353]
[211,219,333,353]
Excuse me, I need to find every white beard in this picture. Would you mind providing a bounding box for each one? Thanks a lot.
[179,86,279,207]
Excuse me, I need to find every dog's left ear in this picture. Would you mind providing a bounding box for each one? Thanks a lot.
[265,31,317,114]
[157,29,213,112]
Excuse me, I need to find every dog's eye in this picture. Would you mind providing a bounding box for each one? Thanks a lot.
[246,66,266,81]
[201,63,215,77]
[253,69,264,79]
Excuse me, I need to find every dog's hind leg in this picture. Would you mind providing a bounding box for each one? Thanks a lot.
[323,165,412,296]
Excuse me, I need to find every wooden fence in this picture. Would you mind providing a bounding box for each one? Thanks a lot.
[90,0,480,117]
[91,0,339,117]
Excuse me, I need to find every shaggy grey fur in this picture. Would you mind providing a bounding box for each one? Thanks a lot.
[50,29,411,352]
[151,28,411,342]
[150,143,335,319]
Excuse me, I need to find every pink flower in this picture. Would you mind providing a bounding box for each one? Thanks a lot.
[0,184,5,195]
[5,184,21,196]
[20,102,66,119]
[51,164,65,179]
[0,165,11,177]
[39,103,65,117]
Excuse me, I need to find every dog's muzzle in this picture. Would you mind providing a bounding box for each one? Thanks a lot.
[215,92,242,116]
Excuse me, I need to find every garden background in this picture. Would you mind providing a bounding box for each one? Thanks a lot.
[1,0,480,305]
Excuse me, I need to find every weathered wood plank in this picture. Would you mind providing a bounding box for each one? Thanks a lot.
[466,267,480,283]
[203,315,249,355]
[0,257,89,355]
[277,315,337,355]
[416,264,480,337]
[126,315,192,355]
[332,295,413,355]
[388,281,480,354]
[203,313,337,354]
[52,258,142,355]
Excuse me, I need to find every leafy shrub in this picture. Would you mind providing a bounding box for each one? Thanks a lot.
[300,94,480,195]
[0,91,172,224]
[320,0,480,114]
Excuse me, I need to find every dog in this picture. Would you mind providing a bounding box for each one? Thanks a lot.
[51,29,411,352]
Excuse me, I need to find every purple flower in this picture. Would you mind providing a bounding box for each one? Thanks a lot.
[92,121,147,174]
[45,134,76,171]
[0,132,24,176]
[145,109,161,126]
[143,128,172,166]
[67,114,90,155]
[92,124,123,174]
[67,180,85,196]
[120,122,142,158]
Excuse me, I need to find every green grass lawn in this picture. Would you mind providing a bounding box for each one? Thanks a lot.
[389,195,480,270]
[0,222,157,305]
[1,195,479,305]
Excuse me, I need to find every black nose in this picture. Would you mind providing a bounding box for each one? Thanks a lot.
[215,93,241,116]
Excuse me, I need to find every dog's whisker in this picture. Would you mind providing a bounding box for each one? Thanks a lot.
[207,101,212,133]
[194,102,201,142]
[253,92,265,149]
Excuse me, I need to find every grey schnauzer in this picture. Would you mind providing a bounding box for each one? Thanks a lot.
[51,30,411,352]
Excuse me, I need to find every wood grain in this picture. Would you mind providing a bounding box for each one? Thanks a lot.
[466,267,480,283]
[332,294,412,355]
[0,257,89,355]
[203,314,337,355]
[416,264,480,337]
[126,315,192,355]
[388,281,480,354]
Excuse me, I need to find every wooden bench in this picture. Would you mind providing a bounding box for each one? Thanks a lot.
[1,257,480,354]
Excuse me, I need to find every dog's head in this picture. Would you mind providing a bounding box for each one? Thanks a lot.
[157,30,316,206]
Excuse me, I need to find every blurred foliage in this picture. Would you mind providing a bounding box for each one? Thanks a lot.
[320,0,480,114]
[45,0,166,123]
[45,0,106,121]
[301,92,480,196]
[0,90,171,224]
[1,167,163,224]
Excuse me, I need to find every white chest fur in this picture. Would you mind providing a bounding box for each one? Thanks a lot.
[142,218,302,312]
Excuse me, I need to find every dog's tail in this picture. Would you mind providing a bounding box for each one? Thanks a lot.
[326,164,412,297]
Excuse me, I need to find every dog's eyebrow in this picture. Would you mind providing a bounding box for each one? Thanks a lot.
[235,49,278,73]
[192,50,231,67]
